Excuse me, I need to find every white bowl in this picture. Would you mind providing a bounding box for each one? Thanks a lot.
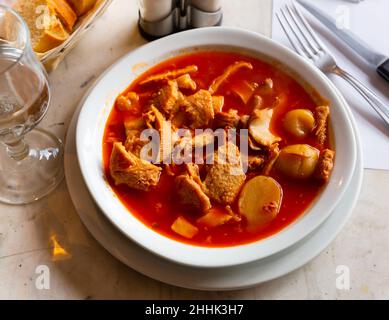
[76,27,357,268]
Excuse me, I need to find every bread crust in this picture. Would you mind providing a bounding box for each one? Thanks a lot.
[47,0,77,31]
[66,0,97,16]
[13,0,70,52]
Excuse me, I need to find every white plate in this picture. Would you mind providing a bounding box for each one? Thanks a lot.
[75,27,357,268]
[65,76,363,291]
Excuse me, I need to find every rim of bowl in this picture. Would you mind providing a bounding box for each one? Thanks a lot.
[76,27,357,268]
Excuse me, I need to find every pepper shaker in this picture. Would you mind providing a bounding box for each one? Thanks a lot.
[189,0,222,28]
[138,0,223,40]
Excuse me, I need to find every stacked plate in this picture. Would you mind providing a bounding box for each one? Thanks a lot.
[64,28,363,290]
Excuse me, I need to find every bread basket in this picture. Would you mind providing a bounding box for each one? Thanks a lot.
[40,0,113,71]
[9,0,113,72]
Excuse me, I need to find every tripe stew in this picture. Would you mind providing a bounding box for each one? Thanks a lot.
[103,51,335,247]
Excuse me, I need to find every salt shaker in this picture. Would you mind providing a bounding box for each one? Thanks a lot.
[138,0,176,39]
[138,0,223,40]
[139,0,175,22]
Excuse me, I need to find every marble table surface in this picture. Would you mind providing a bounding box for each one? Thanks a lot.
[0,0,388,299]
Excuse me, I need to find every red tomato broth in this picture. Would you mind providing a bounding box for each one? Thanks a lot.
[103,51,329,247]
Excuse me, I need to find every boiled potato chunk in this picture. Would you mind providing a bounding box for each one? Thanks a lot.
[276,144,319,179]
[171,216,199,239]
[283,109,315,138]
[238,176,283,231]
[197,209,233,228]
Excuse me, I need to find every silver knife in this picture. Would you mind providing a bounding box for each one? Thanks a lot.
[296,0,389,83]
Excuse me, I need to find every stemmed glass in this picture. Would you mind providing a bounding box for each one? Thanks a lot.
[0,5,63,204]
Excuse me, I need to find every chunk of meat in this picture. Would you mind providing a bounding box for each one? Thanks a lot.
[124,130,147,157]
[314,149,335,182]
[140,65,198,85]
[123,117,145,136]
[248,155,265,171]
[182,89,215,128]
[174,131,215,163]
[175,174,211,213]
[145,106,163,130]
[209,61,253,94]
[170,110,186,128]
[150,80,180,117]
[213,109,240,129]
[176,74,197,91]
[109,142,161,191]
[249,108,281,147]
[192,131,215,149]
[184,163,202,185]
[204,142,246,205]
[116,92,140,113]
[212,96,224,113]
[171,216,199,239]
[143,106,179,163]
[143,109,155,129]
[314,106,330,145]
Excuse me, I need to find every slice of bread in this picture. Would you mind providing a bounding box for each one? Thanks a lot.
[34,16,69,53]
[13,0,70,53]
[66,0,97,16]
[47,0,77,31]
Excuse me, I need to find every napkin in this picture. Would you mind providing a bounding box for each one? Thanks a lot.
[272,0,389,170]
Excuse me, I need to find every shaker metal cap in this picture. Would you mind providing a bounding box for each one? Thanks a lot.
[138,0,223,40]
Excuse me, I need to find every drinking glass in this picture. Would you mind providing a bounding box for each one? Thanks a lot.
[0,5,63,204]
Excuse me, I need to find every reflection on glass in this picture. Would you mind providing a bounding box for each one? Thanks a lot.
[0,5,63,204]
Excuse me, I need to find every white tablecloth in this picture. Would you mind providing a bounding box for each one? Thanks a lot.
[273,0,389,170]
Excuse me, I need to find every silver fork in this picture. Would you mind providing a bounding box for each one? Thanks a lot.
[276,1,389,127]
